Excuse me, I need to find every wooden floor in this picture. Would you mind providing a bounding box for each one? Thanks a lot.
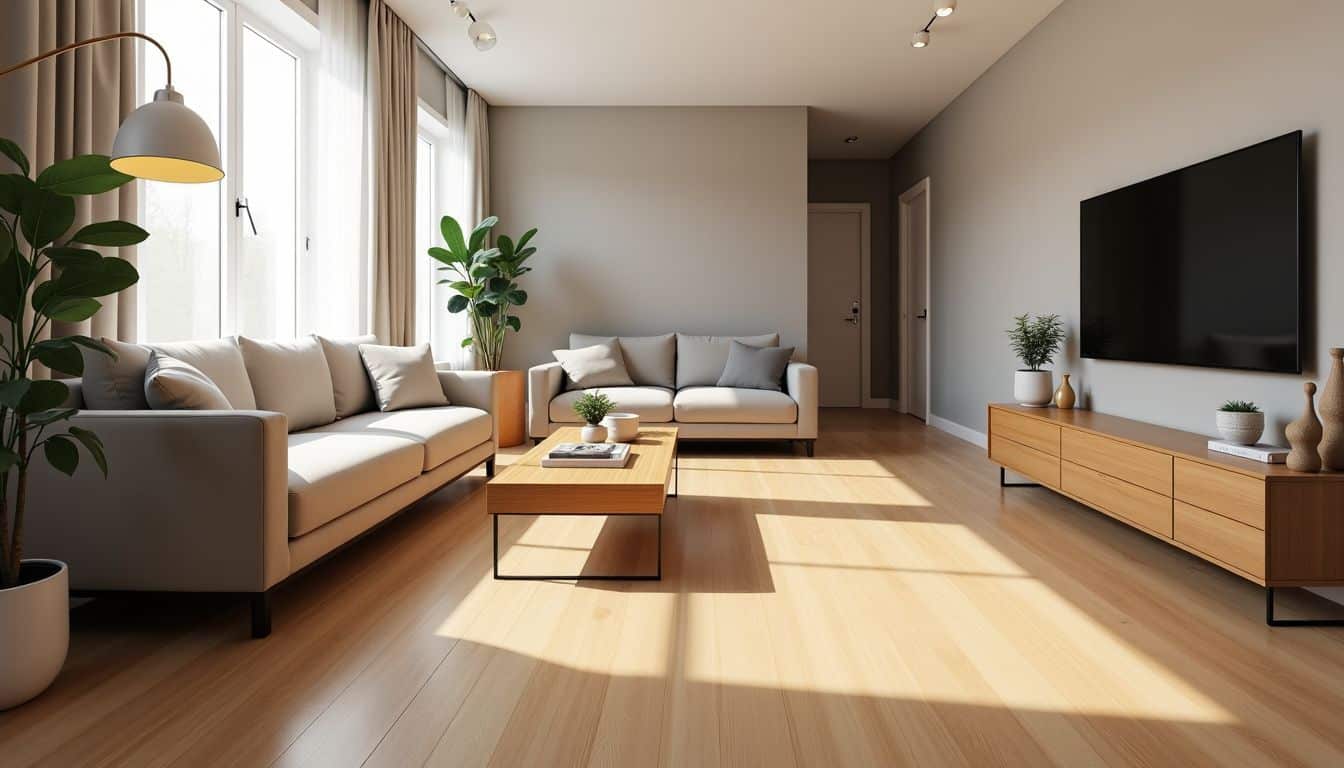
[4,409,1344,767]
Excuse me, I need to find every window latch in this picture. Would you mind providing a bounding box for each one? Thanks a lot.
[235,197,259,236]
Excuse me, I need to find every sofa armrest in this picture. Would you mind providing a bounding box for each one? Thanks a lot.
[25,410,289,593]
[436,368,500,449]
[527,362,564,439]
[786,362,819,439]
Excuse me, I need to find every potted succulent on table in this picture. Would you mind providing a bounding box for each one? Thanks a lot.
[1007,313,1066,407]
[573,392,616,443]
[0,140,143,709]
[1216,400,1265,445]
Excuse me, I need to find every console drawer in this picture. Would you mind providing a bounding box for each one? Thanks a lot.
[1174,501,1265,579]
[990,435,1059,487]
[1174,458,1265,529]
[1061,428,1172,495]
[990,408,1060,456]
[1062,461,1173,537]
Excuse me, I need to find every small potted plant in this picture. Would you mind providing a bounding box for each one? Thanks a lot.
[1216,400,1264,445]
[573,392,616,443]
[1007,313,1065,407]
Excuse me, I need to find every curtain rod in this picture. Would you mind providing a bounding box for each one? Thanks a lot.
[414,35,468,93]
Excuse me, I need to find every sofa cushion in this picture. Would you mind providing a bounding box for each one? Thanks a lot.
[359,343,450,412]
[570,333,676,389]
[717,341,795,392]
[673,387,798,424]
[152,338,257,409]
[239,336,337,431]
[316,334,378,418]
[80,337,152,409]
[550,386,674,423]
[554,341,633,390]
[306,406,492,471]
[143,352,233,410]
[675,333,780,389]
[286,430,424,537]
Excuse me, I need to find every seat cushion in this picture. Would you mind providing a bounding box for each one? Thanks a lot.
[550,387,675,423]
[286,430,424,537]
[306,406,492,471]
[673,387,798,424]
[239,336,337,431]
[675,333,780,389]
[570,333,676,389]
[151,338,257,409]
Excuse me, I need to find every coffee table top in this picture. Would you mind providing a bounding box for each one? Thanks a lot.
[486,426,678,515]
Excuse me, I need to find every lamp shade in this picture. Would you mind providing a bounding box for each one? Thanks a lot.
[110,87,223,183]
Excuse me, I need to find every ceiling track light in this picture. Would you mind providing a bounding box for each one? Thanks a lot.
[449,1,497,51]
[913,1,955,48]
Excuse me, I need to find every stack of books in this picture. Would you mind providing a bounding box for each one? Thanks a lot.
[541,442,632,468]
[1207,440,1289,463]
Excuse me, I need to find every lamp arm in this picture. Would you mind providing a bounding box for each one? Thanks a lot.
[0,31,172,87]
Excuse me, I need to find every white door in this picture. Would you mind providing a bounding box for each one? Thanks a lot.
[901,180,931,420]
[808,208,863,407]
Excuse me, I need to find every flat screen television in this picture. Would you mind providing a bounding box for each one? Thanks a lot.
[1080,130,1302,373]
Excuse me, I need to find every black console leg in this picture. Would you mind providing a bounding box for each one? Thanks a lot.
[485,456,496,477]
[1266,587,1344,627]
[251,591,272,638]
[999,466,1041,488]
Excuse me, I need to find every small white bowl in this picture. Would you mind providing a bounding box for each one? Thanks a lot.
[602,413,640,442]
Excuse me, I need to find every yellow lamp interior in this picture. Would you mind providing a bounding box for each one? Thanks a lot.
[110,155,224,184]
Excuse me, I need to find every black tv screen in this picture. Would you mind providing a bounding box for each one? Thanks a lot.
[1080,131,1302,373]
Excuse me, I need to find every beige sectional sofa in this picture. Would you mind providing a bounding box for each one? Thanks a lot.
[529,333,819,454]
[27,336,498,637]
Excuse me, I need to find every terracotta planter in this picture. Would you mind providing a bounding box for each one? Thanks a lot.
[492,370,526,448]
[1,559,69,710]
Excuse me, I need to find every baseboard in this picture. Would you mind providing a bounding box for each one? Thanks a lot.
[928,413,987,448]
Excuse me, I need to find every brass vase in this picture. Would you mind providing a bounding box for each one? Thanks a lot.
[1318,348,1344,471]
[1053,374,1076,409]
[1286,382,1323,473]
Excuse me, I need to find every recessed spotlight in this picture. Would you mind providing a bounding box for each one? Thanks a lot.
[935,1,956,17]
[844,136,860,144]
[912,30,930,48]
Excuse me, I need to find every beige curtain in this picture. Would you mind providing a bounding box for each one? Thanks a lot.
[367,0,417,345]
[0,0,139,350]
[464,89,490,227]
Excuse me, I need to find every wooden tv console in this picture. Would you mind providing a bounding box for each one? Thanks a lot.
[987,403,1344,626]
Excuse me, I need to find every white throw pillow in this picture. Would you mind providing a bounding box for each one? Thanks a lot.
[358,343,450,412]
[315,334,378,418]
[79,337,152,409]
[675,333,779,389]
[570,333,676,389]
[151,337,257,409]
[238,336,338,431]
[144,352,233,410]
[554,341,634,390]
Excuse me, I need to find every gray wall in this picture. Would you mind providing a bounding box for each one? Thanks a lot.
[491,106,809,371]
[808,160,894,398]
[889,0,1343,444]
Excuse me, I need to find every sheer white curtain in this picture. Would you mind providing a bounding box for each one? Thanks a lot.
[464,89,490,232]
[430,82,473,368]
[309,0,369,337]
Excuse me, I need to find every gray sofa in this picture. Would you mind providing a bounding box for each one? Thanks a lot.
[26,336,499,637]
[529,333,819,454]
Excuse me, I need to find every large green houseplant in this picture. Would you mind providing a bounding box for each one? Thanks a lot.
[428,215,537,371]
[0,138,143,709]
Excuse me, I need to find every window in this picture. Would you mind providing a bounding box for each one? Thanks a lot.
[138,0,305,342]
[415,104,469,364]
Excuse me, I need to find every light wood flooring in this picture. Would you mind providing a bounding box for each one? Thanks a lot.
[3,409,1344,767]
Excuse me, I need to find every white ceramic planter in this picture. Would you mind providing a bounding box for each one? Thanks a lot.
[601,413,640,443]
[1014,370,1054,407]
[1,559,69,711]
[581,424,608,443]
[1216,410,1264,445]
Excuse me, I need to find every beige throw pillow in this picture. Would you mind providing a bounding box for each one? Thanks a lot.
[144,352,233,410]
[238,336,337,431]
[315,334,378,417]
[554,341,634,390]
[569,333,676,389]
[358,343,449,412]
[80,337,152,409]
[151,337,257,409]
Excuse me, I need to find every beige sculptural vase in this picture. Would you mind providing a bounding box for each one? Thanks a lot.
[1318,348,1344,471]
[1053,374,1076,409]
[1286,382,1323,473]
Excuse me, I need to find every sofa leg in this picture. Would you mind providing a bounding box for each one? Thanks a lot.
[485,456,496,477]
[801,439,815,458]
[533,437,543,447]
[251,590,272,639]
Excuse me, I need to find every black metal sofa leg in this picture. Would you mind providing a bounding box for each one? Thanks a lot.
[251,590,272,639]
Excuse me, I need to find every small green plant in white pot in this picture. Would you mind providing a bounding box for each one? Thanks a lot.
[573,392,615,443]
[1216,400,1264,445]
[1007,313,1065,407]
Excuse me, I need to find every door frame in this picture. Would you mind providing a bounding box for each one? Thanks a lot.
[897,178,932,420]
[807,203,885,408]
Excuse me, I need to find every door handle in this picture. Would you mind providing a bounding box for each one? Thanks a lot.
[235,197,259,236]
[915,309,928,320]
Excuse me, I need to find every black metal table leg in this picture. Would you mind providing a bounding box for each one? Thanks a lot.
[669,441,678,498]
[999,466,1041,488]
[491,512,663,581]
[1266,587,1344,627]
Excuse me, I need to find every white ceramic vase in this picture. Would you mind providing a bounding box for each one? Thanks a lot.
[1014,370,1054,407]
[1,559,69,711]
[1215,411,1264,446]
[581,424,608,443]
[601,413,639,443]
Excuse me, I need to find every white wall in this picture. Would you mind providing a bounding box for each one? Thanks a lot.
[490,106,808,371]
[889,0,1344,447]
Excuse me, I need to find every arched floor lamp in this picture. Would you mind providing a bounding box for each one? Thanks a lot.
[0,31,223,183]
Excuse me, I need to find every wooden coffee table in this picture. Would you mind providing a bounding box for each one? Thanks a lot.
[486,426,678,580]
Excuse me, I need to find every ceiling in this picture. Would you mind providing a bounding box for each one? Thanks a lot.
[389,0,1064,159]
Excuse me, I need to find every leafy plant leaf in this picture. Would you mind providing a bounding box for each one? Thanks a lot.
[496,234,514,260]
[0,249,31,321]
[460,337,473,348]
[20,184,75,248]
[475,300,498,317]
[68,426,107,477]
[0,138,29,176]
[34,339,84,376]
[507,289,527,305]
[469,262,498,281]
[468,216,498,253]
[42,297,102,322]
[505,315,521,332]
[428,246,462,266]
[0,223,10,257]
[439,215,467,260]
[69,220,148,247]
[67,335,115,359]
[0,173,26,214]
[19,379,69,414]
[36,155,133,195]
[44,246,101,267]
[52,256,138,297]
[43,435,79,476]
[0,378,31,409]
[515,227,538,253]
[446,294,469,313]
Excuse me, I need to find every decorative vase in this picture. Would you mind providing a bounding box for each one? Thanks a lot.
[1215,411,1264,446]
[1053,374,1076,409]
[1014,370,1053,407]
[581,424,608,444]
[601,413,639,443]
[1286,382,1323,472]
[1,559,69,710]
[1319,348,1344,470]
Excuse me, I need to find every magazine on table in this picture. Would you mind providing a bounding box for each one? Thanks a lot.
[542,442,631,468]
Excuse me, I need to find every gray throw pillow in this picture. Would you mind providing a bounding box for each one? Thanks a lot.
[80,337,152,409]
[358,343,450,412]
[144,352,233,410]
[716,341,794,392]
[554,341,634,390]
[315,334,378,417]
[675,333,779,388]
